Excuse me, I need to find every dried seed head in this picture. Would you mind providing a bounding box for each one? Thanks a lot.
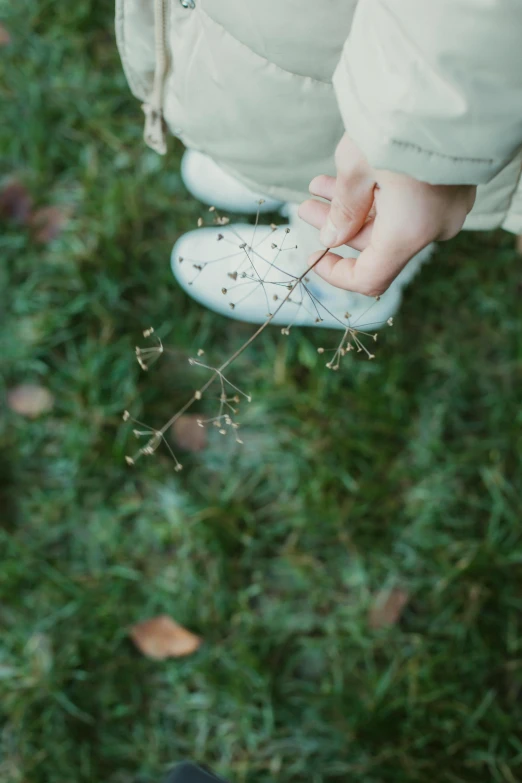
[344,312,351,319]
[125,456,135,466]
[233,395,240,403]
[285,227,291,233]
[123,410,130,421]
[239,242,246,249]
[195,390,202,400]
[387,317,393,326]
[273,294,279,301]
[376,295,381,301]
[317,347,325,354]
[236,438,244,445]
[178,256,184,264]
[143,327,154,337]
[221,288,227,295]
[219,429,227,435]
[208,206,216,212]
[197,419,204,428]
[228,271,238,280]
[373,333,378,341]
[271,243,278,249]
[174,463,183,472]
[197,348,204,356]
[197,217,203,227]
[270,223,277,231]
[216,216,230,226]
[258,198,266,205]
[368,354,375,360]
[217,233,224,241]
[229,303,235,310]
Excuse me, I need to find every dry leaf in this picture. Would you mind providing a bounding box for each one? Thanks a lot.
[172,414,207,452]
[369,588,409,629]
[130,615,201,660]
[7,384,54,418]
[30,205,71,244]
[0,24,10,46]
[0,180,33,224]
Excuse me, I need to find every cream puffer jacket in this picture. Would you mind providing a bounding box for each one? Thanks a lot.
[116,0,522,234]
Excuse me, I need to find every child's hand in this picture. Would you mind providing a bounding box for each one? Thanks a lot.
[298,133,476,296]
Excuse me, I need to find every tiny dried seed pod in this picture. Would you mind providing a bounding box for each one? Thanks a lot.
[175,464,183,472]
[222,288,227,295]
[317,347,325,354]
[229,303,235,310]
[270,223,277,230]
[271,243,277,249]
[228,271,238,280]
[209,206,216,212]
[123,410,130,421]
[178,256,184,264]
[197,217,203,227]
[217,234,224,241]
[125,456,135,465]
[219,429,227,435]
[197,348,205,356]
[197,419,204,427]
[195,390,202,400]
[387,317,394,326]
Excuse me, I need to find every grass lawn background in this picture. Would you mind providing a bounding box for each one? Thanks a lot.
[1,2,522,781]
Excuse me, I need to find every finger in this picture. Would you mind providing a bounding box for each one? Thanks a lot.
[309,174,336,201]
[313,235,416,296]
[300,199,375,252]
[320,171,375,249]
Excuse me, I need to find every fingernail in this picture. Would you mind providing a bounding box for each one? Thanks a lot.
[320,217,339,247]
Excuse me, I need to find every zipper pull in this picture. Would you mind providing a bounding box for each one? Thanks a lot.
[142,102,167,155]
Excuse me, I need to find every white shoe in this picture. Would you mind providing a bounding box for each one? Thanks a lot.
[171,209,433,331]
[181,150,285,215]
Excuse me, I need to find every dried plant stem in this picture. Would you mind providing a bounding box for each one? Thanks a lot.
[156,249,330,437]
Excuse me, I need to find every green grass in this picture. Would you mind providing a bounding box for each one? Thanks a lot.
[1,2,522,782]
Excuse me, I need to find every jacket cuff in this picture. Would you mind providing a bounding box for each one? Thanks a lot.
[332,63,505,187]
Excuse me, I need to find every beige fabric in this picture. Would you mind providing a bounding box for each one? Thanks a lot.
[115,0,522,233]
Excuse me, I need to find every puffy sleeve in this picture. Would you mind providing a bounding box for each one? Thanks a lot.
[333,0,522,185]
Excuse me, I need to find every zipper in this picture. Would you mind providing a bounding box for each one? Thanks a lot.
[142,0,169,154]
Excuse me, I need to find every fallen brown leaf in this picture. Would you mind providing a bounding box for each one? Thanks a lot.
[30,205,71,244]
[0,180,32,224]
[7,384,54,418]
[172,414,207,452]
[369,588,410,629]
[0,24,10,46]
[130,615,201,660]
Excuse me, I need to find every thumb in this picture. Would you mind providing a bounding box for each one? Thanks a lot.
[320,169,375,248]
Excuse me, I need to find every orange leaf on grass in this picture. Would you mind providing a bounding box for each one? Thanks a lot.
[30,205,71,244]
[172,414,207,452]
[0,24,10,46]
[7,384,54,418]
[368,588,410,629]
[130,615,201,660]
[0,180,33,224]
